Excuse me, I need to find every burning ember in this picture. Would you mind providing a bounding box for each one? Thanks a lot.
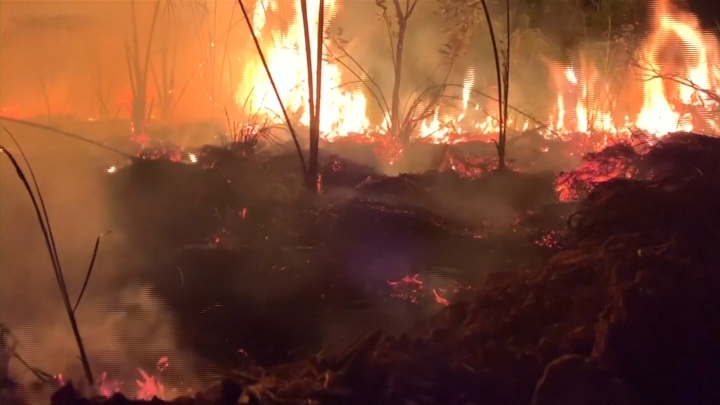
[387,273,468,307]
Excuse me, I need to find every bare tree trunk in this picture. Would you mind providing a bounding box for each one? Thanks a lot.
[300,0,324,191]
[127,0,161,143]
[387,0,416,143]
[392,20,406,141]
[94,51,110,118]
[39,75,52,117]
[500,0,510,171]
[310,0,325,190]
[300,0,317,190]
[151,37,177,121]
[479,0,508,170]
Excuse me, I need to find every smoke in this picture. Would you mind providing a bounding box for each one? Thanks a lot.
[0,127,196,400]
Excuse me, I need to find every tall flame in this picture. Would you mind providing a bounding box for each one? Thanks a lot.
[544,0,719,140]
[235,0,369,139]
[233,0,719,144]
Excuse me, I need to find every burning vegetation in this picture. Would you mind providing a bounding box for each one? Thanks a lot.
[1,0,720,404]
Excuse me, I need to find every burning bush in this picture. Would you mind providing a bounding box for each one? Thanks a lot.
[556,131,720,201]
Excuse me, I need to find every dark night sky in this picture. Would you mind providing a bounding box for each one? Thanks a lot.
[686,0,720,28]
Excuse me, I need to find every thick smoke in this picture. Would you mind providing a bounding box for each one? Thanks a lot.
[0,128,196,401]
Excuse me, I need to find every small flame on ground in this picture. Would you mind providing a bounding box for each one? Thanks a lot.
[54,358,171,401]
[136,367,164,401]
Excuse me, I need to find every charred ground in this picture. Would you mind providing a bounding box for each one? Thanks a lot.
[102,134,572,369]
[4,131,720,405]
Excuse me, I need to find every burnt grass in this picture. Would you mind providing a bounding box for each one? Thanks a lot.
[31,132,720,405]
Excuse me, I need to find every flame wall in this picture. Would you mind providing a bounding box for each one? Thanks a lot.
[0,0,718,140]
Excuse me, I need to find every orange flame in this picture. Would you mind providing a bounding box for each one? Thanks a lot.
[136,367,164,400]
[236,0,369,140]
[635,0,719,135]
[6,0,716,146]
[547,0,719,140]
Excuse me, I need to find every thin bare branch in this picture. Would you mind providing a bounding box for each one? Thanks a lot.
[237,0,307,175]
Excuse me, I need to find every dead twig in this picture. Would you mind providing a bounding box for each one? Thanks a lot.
[0,116,132,158]
[73,232,108,314]
[237,0,307,176]
[0,128,95,392]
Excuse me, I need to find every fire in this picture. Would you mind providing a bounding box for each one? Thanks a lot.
[53,358,171,401]
[231,0,718,145]
[635,0,719,135]
[3,0,716,147]
[235,0,369,139]
[136,367,164,400]
[387,273,469,306]
[415,0,720,143]
[546,59,618,136]
[419,68,478,143]
[548,0,719,139]
[98,372,122,397]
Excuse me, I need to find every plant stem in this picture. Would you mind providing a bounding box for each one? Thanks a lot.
[237,0,307,175]
[479,0,506,170]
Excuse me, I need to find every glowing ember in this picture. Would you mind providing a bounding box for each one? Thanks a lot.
[156,356,169,372]
[388,273,424,304]
[534,231,564,249]
[387,273,469,306]
[432,289,449,306]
